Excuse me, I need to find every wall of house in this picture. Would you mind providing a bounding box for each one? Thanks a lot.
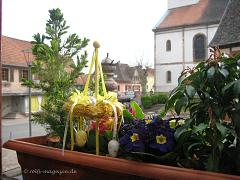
[146,75,154,92]
[168,0,199,9]
[12,96,25,112]
[118,83,126,94]
[155,64,183,92]
[184,25,218,63]
[117,82,142,95]
[2,97,12,117]
[155,30,183,64]
[155,25,219,92]
[2,66,42,117]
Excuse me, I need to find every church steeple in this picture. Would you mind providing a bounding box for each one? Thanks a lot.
[168,0,199,9]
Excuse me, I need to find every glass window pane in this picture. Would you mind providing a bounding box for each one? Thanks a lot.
[2,68,9,81]
[193,34,206,61]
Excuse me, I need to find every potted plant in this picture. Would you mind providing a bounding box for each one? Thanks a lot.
[3,8,240,179]
[162,48,240,175]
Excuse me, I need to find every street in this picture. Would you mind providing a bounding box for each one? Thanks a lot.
[2,118,47,144]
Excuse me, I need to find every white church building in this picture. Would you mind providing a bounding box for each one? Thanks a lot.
[153,0,229,92]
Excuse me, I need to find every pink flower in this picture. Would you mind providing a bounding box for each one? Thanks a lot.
[129,108,136,116]
[91,118,113,134]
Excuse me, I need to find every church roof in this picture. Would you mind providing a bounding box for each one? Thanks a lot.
[209,0,240,48]
[2,36,34,67]
[153,0,229,32]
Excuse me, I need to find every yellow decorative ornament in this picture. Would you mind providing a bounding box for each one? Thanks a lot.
[62,41,124,156]
[75,130,88,147]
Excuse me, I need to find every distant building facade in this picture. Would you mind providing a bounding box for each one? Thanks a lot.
[146,68,154,93]
[153,0,229,92]
[2,36,42,118]
[114,63,142,96]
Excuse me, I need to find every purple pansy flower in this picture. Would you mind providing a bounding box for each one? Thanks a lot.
[119,115,176,153]
[149,128,175,152]
[119,129,145,152]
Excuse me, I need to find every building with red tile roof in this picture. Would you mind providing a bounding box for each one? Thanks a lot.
[2,36,34,67]
[153,0,229,92]
[2,35,89,117]
[2,36,42,117]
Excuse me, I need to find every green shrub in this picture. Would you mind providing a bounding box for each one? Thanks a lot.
[141,96,152,109]
[157,93,168,104]
[151,94,159,105]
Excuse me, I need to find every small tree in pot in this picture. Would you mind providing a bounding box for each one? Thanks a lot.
[164,48,240,174]
[23,8,89,139]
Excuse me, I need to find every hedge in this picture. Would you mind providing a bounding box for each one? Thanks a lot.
[141,92,169,109]
[141,96,152,109]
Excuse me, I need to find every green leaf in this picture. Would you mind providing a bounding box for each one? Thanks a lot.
[195,61,205,69]
[174,125,188,140]
[165,90,184,111]
[175,97,187,115]
[232,112,240,139]
[222,81,235,94]
[174,119,192,140]
[158,111,166,119]
[104,130,113,140]
[216,122,228,139]
[233,80,240,96]
[219,68,229,78]
[123,109,135,121]
[212,105,223,118]
[217,141,224,152]
[178,74,188,84]
[130,101,145,119]
[187,142,202,155]
[193,123,208,134]
[207,67,215,78]
[186,85,196,98]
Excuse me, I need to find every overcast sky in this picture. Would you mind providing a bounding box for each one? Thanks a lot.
[3,0,167,67]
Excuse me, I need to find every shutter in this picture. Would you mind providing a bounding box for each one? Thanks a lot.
[10,68,14,82]
[19,69,22,82]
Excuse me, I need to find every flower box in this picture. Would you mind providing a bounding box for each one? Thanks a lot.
[3,136,239,180]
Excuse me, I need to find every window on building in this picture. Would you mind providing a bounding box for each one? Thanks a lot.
[193,34,206,61]
[166,40,171,52]
[2,68,9,81]
[133,85,140,91]
[22,69,29,79]
[118,85,120,91]
[166,71,171,83]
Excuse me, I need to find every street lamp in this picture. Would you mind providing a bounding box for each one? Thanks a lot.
[22,49,32,136]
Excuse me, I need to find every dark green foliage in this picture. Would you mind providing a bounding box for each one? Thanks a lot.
[165,49,240,175]
[141,92,168,109]
[151,94,159,105]
[141,96,152,109]
[157,92,169,104]
[22,8,89,138]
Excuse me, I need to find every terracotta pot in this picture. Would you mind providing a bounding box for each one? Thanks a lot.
[3,136,240,180]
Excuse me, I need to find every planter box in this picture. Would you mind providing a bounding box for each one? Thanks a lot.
[3,136,240,180]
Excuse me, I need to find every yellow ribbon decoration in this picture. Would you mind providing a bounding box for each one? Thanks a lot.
[83,52,95,96]
[62,41,124,156]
